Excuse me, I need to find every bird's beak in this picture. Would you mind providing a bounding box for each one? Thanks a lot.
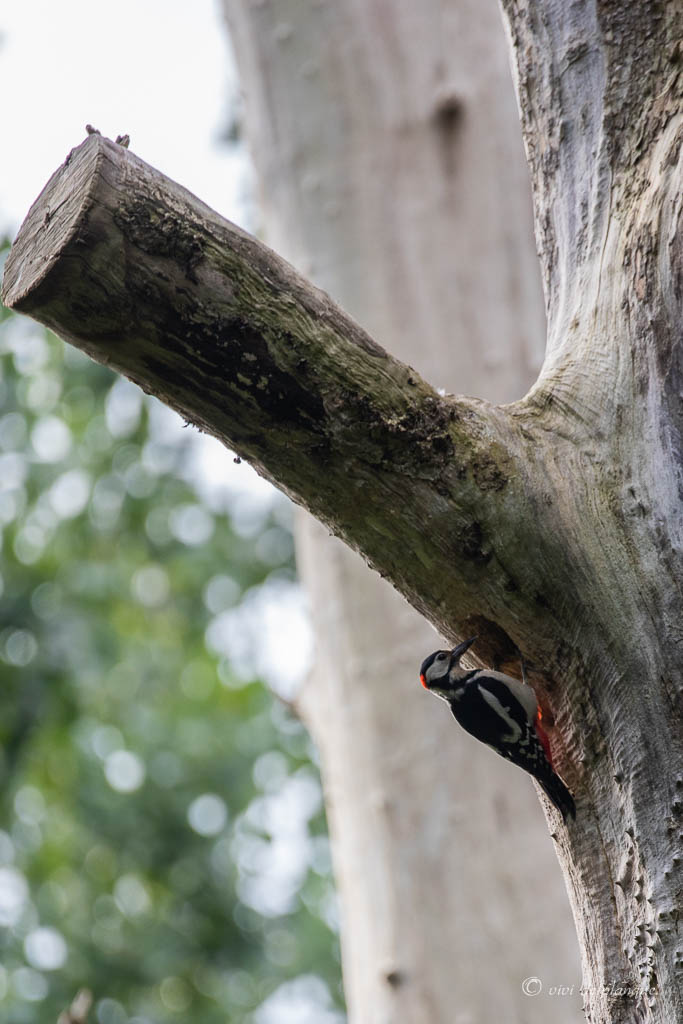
[450,635,478,662]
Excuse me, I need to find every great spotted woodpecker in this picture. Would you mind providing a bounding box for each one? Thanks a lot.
[420,636,575,821]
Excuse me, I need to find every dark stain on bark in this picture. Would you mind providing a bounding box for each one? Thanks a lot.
[114,201,204,281]
[458,521,491,563]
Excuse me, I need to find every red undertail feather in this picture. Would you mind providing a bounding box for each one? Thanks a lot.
[535,713,554,769]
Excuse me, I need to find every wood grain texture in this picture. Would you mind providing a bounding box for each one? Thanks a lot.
[499,3,683,1021]
[2,134,533,641]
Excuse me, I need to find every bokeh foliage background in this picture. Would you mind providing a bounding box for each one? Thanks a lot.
[0,241,343,1023]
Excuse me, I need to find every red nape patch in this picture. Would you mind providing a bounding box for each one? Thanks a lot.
[535,717,554,768]
[420,673,427,689]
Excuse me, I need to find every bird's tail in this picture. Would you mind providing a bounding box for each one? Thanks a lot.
[539,772,576,822]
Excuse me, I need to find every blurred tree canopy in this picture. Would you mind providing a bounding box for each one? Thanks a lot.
[0,240,344,1024]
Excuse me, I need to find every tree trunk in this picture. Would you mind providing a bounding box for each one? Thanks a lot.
[3,2,682,1021]
[222,1,580,1021]
[495,4,683,1022]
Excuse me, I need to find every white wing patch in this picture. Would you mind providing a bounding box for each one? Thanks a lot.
[478,686,522,742]
[480,671,538,720]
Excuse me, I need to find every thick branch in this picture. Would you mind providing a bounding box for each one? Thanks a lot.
[1,134,524,641]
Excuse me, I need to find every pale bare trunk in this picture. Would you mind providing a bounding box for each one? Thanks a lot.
[223,2,580,1021]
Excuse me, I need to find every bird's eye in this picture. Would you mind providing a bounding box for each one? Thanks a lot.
[437,653,447,662]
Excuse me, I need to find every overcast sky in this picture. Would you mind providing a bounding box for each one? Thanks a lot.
[1,0,249,232]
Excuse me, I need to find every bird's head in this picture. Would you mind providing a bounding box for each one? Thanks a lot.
[419,636,478,700]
